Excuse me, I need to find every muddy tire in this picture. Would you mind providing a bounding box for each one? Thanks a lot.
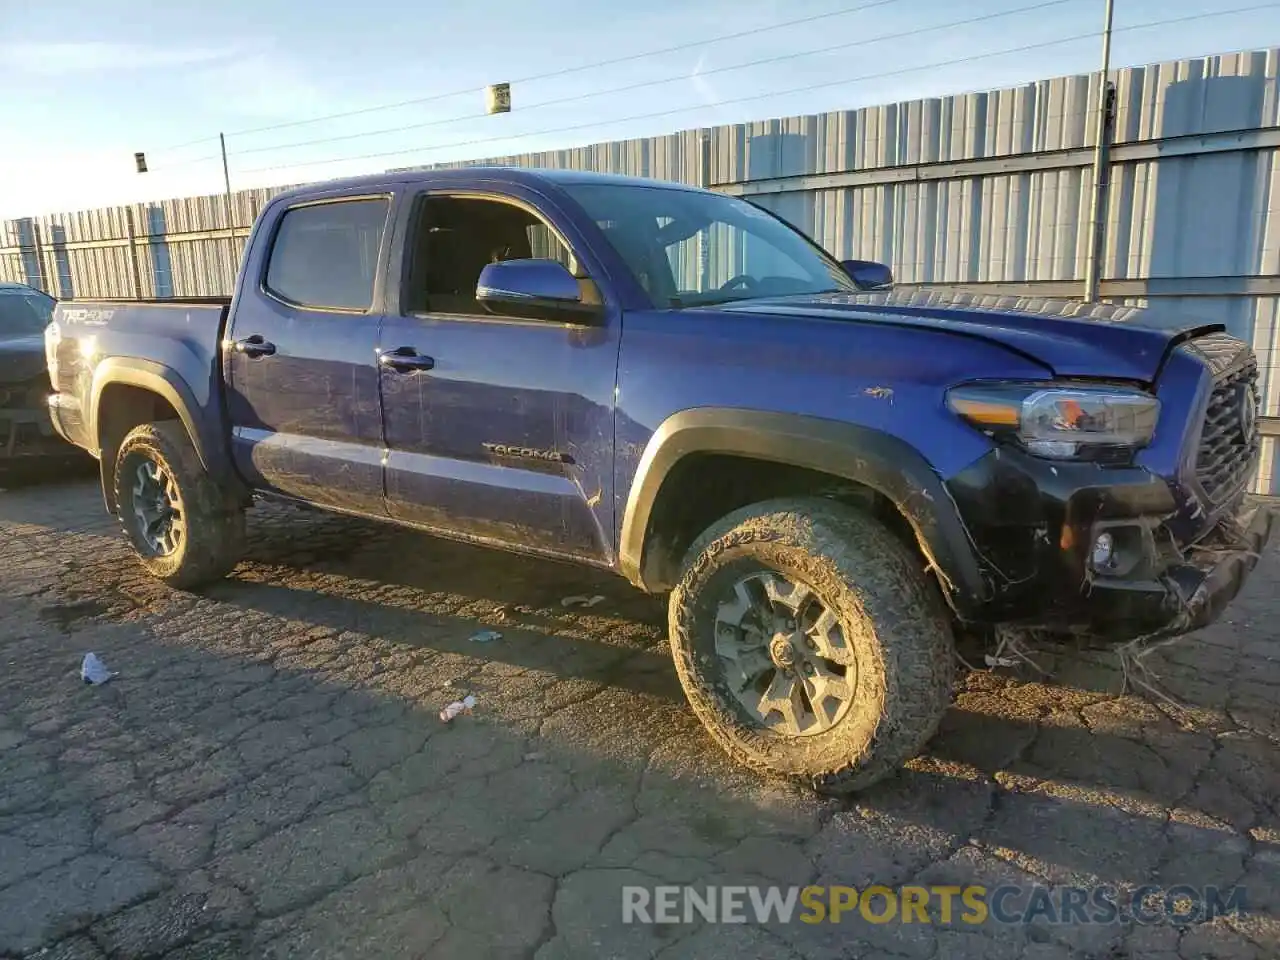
[668,497,955,794]
[113,421,245,589]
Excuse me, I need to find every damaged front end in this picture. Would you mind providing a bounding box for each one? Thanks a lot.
[1157,495,1273,637]
[943,329,1274,646]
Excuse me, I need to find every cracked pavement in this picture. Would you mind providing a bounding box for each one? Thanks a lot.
[1,474,1278,959]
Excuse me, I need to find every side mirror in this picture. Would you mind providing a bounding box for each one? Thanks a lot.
[842,259,894,291]
[476,259,602,323]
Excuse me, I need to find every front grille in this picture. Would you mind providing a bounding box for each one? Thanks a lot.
[1183,332,1260,503]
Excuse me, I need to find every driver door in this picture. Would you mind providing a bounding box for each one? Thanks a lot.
[378,185,621,563]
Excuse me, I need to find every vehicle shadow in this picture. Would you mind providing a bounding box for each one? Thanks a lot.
[0,453,97,491]
[225,499,1280,842]
[238,497,669,629]
[205,575,683,704]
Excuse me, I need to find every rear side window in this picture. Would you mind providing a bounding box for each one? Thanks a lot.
[265,198,389,311]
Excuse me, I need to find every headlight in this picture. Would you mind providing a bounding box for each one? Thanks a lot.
[946,382,1160,461]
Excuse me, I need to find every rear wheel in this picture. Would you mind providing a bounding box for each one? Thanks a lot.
[667,497,955,794]
[114,422,244,588]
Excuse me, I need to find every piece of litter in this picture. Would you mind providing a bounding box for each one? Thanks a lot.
[560,594,605,609]
[440,695,477,723]
[523,751,546,762]
[984,654,1018,669]
[80,653,115,685]
[469,629,503,644]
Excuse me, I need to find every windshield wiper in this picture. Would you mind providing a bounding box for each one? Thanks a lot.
[671,287,849,310]
[669,293,753,309]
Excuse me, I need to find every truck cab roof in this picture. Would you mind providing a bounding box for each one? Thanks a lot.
[270,166,704,205]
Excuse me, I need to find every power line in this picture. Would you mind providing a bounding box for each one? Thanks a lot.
[240,3,1277,177]
[151,152,224,171]
[223,0,906,138]
[150,3,902,152]
[240,30,1093,174]
[152,135,223,155]
[231,0,1084,159]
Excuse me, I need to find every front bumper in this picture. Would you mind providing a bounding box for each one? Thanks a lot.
[1080,495,1272,640]
[944,448,1274,644]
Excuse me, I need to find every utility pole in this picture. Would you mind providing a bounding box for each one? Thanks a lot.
[1082,0,1116,303]
[220,133,236,294]
[698,129,711,290]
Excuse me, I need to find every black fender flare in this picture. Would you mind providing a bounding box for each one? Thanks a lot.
[89,359,212,511]
[617,408,989,615]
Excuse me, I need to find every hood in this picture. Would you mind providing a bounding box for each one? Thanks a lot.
[0,333,48,386]
[712,289,1220,383]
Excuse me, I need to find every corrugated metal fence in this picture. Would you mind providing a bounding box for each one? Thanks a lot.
[6,46,1280,489]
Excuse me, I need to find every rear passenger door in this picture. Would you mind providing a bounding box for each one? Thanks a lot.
[223,194,391,514]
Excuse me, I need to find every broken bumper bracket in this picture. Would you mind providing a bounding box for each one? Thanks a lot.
[1158,497,1275,638]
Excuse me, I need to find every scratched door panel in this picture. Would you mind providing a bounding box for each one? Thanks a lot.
[379,312,616,562]
[379,188,619,563]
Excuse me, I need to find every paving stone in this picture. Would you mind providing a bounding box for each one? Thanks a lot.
[211,807,400,915]
[0,854,165,954]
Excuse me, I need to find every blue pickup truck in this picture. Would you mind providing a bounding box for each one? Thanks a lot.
[44,167,1272,792]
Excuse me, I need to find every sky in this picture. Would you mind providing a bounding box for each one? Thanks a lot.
[0,0,1277,220]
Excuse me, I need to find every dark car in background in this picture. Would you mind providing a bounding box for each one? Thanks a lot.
[0,282,80,482]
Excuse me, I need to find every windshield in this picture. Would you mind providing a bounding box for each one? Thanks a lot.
[561,183,856,308]
[0,291,54,336]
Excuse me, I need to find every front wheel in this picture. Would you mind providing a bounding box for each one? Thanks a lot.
[114,421,245,589]
[668,498,955,794]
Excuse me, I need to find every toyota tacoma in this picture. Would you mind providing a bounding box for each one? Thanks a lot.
[43,168,1273,792]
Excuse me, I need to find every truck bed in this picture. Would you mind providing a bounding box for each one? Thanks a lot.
[47,298,231,458]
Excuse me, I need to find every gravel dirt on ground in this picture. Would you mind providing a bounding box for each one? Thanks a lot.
[1,476,1278,959]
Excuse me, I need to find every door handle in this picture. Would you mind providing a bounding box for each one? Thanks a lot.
[232,334,276,359]
[378,347,435,372]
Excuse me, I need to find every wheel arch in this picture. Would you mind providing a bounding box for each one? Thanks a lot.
[90,360,209,514]
[618,408,988,615]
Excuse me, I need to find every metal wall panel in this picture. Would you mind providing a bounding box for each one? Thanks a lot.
[0,185,290,301]
[5,47,1280,493]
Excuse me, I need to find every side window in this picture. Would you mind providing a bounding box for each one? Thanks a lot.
[265,198,389,311]
[403,195,580,315]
